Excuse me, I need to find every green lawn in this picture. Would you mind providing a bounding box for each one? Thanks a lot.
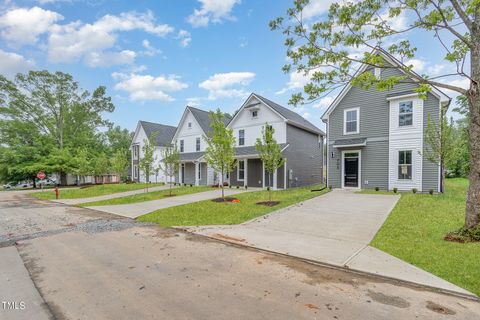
[371,178,480,296]
[78,185,212,206]
[31,183,165,200]
[138,185,328,227]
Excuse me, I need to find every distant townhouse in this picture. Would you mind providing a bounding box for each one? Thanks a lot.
[227,93,325,189]
[322,48,450,192]
[131,121,177,183]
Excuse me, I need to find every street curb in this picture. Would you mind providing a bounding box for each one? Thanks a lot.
[178,228,479,302]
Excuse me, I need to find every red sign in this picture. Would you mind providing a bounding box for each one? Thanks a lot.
[37,171,46,180]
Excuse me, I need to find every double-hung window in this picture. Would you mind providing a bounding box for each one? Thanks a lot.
[196,137,200,151]
[239,130,245,146]
[180,140,184,153]
[399,101,413,126]
[238,160,245,180]
[398,150,412,180]
[344,108,359,134]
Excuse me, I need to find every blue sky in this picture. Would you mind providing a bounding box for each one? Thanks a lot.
[0,0,469,132]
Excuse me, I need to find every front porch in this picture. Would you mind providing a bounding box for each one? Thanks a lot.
[230,157,286,190]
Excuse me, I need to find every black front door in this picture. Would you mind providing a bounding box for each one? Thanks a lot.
[344,154,359,187]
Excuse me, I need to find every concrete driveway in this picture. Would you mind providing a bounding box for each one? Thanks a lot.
[189,189,474,297]
[86,188,251,218]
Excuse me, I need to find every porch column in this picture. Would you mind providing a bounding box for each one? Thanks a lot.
[262,161,265,188]
[195,162,199,186]
[284,158,288,189]
[179,163,182,184]
[273,168,278,190]
[244,158,248,187]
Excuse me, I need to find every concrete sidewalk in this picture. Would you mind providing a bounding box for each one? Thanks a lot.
[187,189,475,298]
[52,184,175,205]
[86,188,251,218]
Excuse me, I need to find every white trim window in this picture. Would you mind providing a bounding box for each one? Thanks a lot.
[133,145,139,160]
[196,137,201,151]
[398,150,412,180]
[237,160,245,180]
[344,108,359,135]
[239,129,245,146]
[252,110,258,118]
[180,140,184,153]
[188,122,192,129]
[197,164,201,180]
[399,101,413,126]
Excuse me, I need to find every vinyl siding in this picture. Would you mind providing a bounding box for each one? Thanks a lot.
[422,95,440,192]
[284,124,323,187]
[247,159,263,188]
[327,66,441,190]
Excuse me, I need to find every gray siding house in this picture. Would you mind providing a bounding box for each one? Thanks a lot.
[322,49,450,192]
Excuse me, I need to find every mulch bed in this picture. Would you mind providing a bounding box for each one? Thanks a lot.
[211,197,238,203]
[256,201,280,207]
[163,194,177,197]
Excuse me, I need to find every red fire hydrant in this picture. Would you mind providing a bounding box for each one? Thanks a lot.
[54,185,59,199]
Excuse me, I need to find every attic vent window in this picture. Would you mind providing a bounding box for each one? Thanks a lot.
[188,122,192,129]
[252,110,258,118]
[374,67,381,80]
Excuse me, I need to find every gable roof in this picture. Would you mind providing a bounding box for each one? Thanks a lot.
[138,121,177,147]
[321,47,451,121]
[230,93,324,136]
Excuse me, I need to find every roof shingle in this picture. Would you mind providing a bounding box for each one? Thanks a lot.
[139,121,177,147]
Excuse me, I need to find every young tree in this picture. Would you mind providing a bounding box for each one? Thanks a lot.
[160,143,180,196]
[74,149,93,185]
[255,124,285,202]
[204,109,237,200]
[139,132,158,190]
[424,107,455,192]
[111,148,129,182]
[271,0,480,229]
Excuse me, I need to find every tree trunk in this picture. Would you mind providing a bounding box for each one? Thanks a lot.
[221,170,225,200]
[465,30,480,229]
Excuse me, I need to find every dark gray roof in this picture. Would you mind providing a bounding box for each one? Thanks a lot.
[139,121,177,147]
[386,90,417,98]
[235,144,288,157]
[187,107,212,134]
[333,138,367,147]
[254,94,324,135]
[179,152,205,161]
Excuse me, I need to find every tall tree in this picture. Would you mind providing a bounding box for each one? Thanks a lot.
[424,106,455,192]
[0,71,115,185]
[160,143,180,196]
[111,148,130,182]
[94,153,110,184]
[271,0,480,229]
[255,124,285,202]
[204,109,237,200]
[139,132,158,186]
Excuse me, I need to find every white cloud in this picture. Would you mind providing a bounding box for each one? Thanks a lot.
[112,72,188,102]
[302,0,336,19]
[47,11,173,65]
[302,112,311,119]
[0,49,35,78]
[84,50,136,67]
[199,71,255,100]
[428,64,447,76]
[405,58,426,73]
[0,6,63,46]
[276,70,311,95]
[177,30,191,47]
[186,97,202,107]
[313,96,334,109]
[141,39,161,56]
[187,0,241,28]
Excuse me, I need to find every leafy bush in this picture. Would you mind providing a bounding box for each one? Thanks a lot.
[393,187,398,193]
[429,189,434,195]
[245,185,248,190]
[412,188,417,194]
[328,185,333,190]
[375,187,379,191]
[236,185,240,189]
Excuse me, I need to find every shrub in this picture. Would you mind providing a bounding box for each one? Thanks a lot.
[429,189,434,195]
[267,186,270,191]
[245,185,248,190]
[393,187,398,193]
[328,185,333,190]
[445,226,480,243]
[412,188,417,194]
[375,187,379,191]
[223,182,229,186]
[190,184,193,187]
[236,185,240,189]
